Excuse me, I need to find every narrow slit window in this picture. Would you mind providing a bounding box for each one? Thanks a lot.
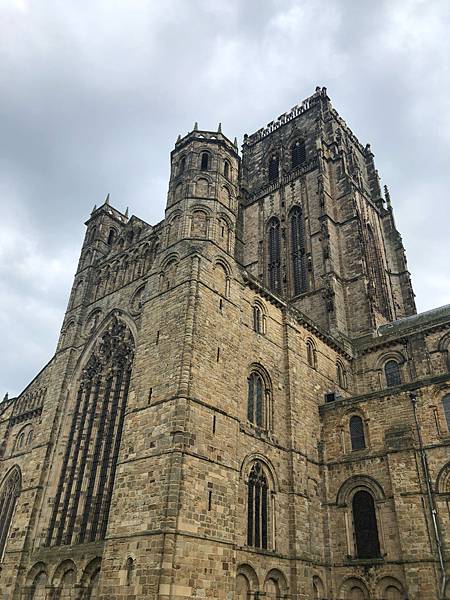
[200,152,210,171]
[291,140,306,168]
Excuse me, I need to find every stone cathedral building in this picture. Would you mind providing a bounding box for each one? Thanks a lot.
[1,86,450,600]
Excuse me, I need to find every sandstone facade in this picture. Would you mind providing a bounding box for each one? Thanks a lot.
[0,87,449,600]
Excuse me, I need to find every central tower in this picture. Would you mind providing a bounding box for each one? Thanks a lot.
[240,87,416,338]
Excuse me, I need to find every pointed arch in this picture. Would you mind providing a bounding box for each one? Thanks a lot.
[0,465,21,559]
[46,315,135,547]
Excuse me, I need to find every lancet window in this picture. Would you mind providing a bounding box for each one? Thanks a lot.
[247,462,268,549]
[290,206,307,295]
[267,217,281,294]
[46,316,134,547]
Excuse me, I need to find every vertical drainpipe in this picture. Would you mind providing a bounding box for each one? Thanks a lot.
[409,391,446,598]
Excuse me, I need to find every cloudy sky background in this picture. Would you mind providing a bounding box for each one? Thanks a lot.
[1,0,449,396]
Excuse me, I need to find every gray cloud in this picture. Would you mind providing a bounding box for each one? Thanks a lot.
[1,0,449,395]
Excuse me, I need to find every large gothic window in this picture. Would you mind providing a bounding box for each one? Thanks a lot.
[385,360,401,387]
[290,206,307,295]
[46,316,134,547]
[247,462,268,549]
[349,416,366,451]
[352,490,381,558]
[267,217,281,294]
[0,467,21,559]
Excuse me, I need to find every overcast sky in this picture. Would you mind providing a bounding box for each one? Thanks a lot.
[1,0,449,397]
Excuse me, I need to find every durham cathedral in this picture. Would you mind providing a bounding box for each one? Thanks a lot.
[1,87,450,600]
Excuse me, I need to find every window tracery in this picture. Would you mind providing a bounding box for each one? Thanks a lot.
[0,467,21,559]
[247,462,268,549]
[46,316,134,547]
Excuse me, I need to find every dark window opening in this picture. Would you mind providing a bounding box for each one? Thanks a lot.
[290,206,307,295]
[247,462,268,549]
[107,228,117,246]
[350,416,366,451]
[268,154,279,181]
[352,490,381,559]
[291,140,306,168]
[224,160,230,179]
[385,360,401,387]
[178,156,186,175]
[200,152,210,171]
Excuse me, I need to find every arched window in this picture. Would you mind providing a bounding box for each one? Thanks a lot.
[126,557,134,586]
[306,340,316,368]
[385,360,401,387]
[224,159,231,180]
[107,228,117,246]
[247,372,265,428]
[349,416,366,451]
[247,462,268,549]
[443,394,450,431]
[253,304,265,334]
[267,217,281,293]
[178,156,186,175]
[268,154,279,182]
[200,152,210,171]
[46,316,134,547]
[291,140,306,168]
[290,206,307,295]
[352,490,381,558]
[337,361,347,389]
[0,467,21,559]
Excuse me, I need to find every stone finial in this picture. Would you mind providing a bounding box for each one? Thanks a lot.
[91,204,97,214]
[194,122,198,131]
[125,207,129,218]
[176,134,181,143]
[217,122,222,133]
[2,393,8,403]
[384,185,392,207]
[315,86,321,93]
[105,193,110,206]
[234,137,238,148]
